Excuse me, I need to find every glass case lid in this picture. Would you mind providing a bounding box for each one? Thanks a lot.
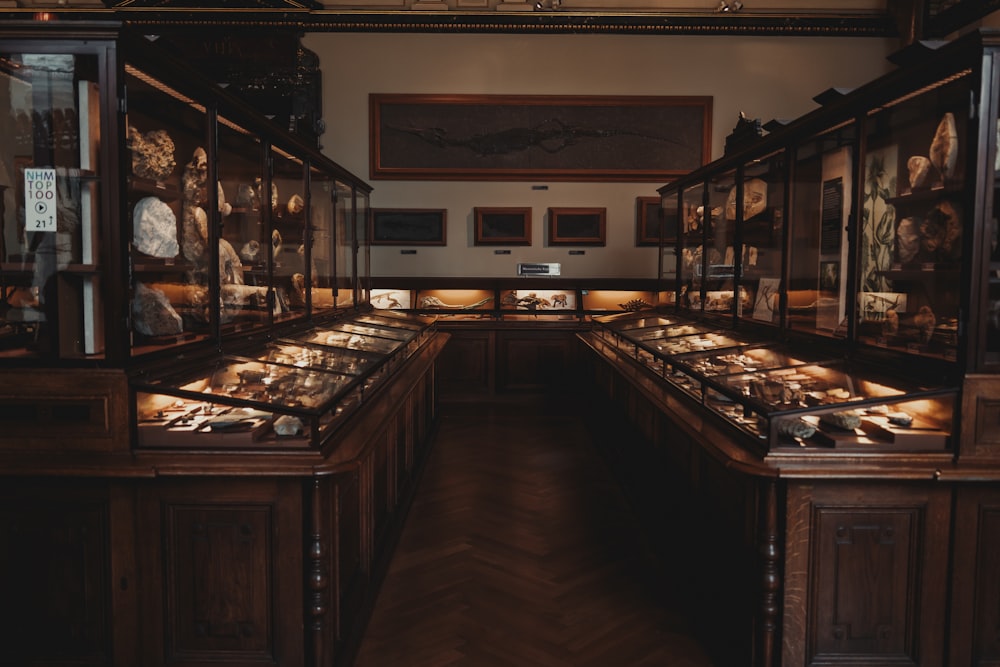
[638,330,748,357]
[705,359,952,417]
[132,355,359,416]
[261,340,382,377]
[629,321,714,342]
[671,343,818,380]
[353,312,427,331]
[327,321,416,342]
[290,327,402,355]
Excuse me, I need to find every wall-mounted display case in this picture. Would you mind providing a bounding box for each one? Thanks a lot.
[371,278,666,321]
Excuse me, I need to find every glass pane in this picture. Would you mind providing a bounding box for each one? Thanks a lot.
[218,114,268,333]
[270,147,306,323]
[703,168,737,317]
[334,180,354,308]
[739,150,785,326]
[308,166,336,311]
[125,66,212,355]
[788,122,856,337]
[1,52,102,359]
[858,74,969,362]
[659,189,678,304]
[355,189,370,306]
[679,182,705,313]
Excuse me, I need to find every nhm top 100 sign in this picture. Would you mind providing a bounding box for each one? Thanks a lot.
[24,167,58,233]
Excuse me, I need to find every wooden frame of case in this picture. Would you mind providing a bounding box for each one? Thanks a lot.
[474,207,532,246]
[548,207,607,246]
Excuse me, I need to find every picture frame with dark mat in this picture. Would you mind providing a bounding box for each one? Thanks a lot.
[370,208,447,246]
[548,207,607,246]
[474,207,532,246]
[635,196,664,246]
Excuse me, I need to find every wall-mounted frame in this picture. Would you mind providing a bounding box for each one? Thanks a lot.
[474,207,532,246]
[370,94,712,182]
[548,207,606,246]
[635,196,664,246]
[370,208,447,246]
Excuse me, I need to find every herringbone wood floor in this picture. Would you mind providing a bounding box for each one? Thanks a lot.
[350,396,716,667]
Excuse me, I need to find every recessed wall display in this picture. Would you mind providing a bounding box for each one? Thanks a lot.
[474,207,532,245]
[370,208,447,246]
[370,94,712,181]
[548,207,607,246]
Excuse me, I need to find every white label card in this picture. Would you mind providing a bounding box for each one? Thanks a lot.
[24,167,58,233]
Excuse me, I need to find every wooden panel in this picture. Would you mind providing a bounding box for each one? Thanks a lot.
[0,484,112,667]
[497,331,575,391]
[961,375,1000,458]
[436,330,493,397]
[335,470,364,645]
[950,486,1000,667]
[138,479,303,666]
[0,369,128,453]
[784,482,950,667]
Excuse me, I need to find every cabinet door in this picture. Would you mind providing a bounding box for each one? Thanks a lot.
[137,479,303,666]
[496,330,575,392]
[784,481,950,666]
[436,329,493,397]
[0,480,136,667]
[950,485,1000,667]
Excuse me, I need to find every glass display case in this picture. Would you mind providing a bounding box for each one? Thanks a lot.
[132,309,434,449]
[1,44,106,359]
[592,310,958,453]
[658,29,1000,382]
[0,26,372,364]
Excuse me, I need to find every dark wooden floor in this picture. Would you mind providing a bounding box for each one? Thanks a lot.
[350,395,716,667]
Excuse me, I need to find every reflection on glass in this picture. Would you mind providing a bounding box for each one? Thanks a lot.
[309,166,336,310]
[334,180,354,308]
[739,151,785,326]
[1,52,103,358]
[678,182,706,313]
[271,146,306,322]
[659,189,679,301]
[125,65,213,356]
[218,115,268,332]
[703,169,737,316]
[788,122,856,337]
[356,189,370,306]
[856,76,967,362]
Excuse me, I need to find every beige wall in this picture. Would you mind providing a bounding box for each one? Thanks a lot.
[304,32,896,278]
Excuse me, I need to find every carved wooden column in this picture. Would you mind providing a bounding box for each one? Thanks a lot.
[758,479,781,667]
[307,477,332,667]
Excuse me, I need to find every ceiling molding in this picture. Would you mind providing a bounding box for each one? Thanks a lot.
[0,2,898,36]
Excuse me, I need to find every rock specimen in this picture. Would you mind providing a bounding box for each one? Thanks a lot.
[133,197,178,258]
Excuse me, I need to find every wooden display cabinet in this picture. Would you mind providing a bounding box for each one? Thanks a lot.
[0,22,448,667]
[579,28,1000,667]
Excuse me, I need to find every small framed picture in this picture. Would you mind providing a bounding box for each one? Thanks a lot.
[474,207,532,246]
[635,196,663,246]
[548,207,606,246]
[370,208,447,246]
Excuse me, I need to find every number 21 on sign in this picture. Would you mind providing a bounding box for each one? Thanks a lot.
[24,167,57,233]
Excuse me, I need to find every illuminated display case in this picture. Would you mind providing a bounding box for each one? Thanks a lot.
[0,24,372,364]
[659,29,1000,390]
[591,311,958,453]
[132,310,435,449]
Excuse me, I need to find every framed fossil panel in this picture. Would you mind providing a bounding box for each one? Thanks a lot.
[370,208,447,246]
[370,94,712,181]
[474,207,532,246]
[635,196,665,246]
[548,207,606,246]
